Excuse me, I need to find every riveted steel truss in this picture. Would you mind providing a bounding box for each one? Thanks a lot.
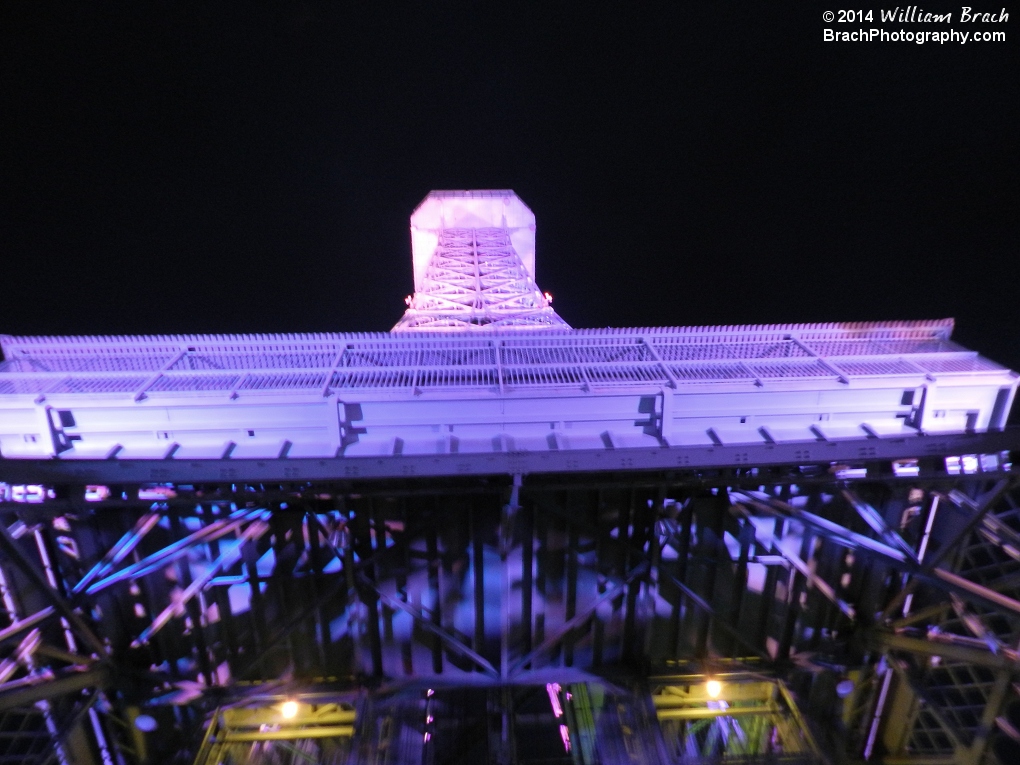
[4,443,1020,764]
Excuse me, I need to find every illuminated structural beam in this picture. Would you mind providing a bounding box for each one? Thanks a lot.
[655,704,782,720]
[0,667,109,713]
[219,726,355,741]
[873,631,1020,673]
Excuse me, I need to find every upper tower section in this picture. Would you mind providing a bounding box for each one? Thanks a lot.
[392,190,570,332]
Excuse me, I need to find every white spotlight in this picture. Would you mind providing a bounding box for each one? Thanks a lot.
[706,679,722,699]
[281,700,298,719]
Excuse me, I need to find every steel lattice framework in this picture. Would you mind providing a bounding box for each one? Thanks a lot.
[4,451,1020,765]
[392,226,568,331]
[1,191,1020,765]
[393,190,568,331]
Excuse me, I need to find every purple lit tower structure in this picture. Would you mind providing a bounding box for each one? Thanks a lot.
[1,191,1020,765]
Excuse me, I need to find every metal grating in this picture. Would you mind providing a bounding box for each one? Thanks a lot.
[910,662,997,748]
[149,374,242,392]
[502,343,650,365]
[669,363,756,383]
[418,347,496,366]
[916,356,1005,374]
[238,372,329,390]
[0,710,53,765]
[416,368,498,388]
[653,341,809,361]
[801,339,894,357]
[52,376,150,394]
[503,366,585,387]
[340,349,418,368]
[172,352,337,370]
[0,355,171,373]
[880,338,964,354]
[826,358,921,377]
[746,360,836,379]
[584,363,669,385]
[0,377,51,395]
[331,370,415,389]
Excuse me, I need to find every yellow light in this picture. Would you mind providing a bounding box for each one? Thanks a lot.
[281,700,298,719]
[706,680,722,699]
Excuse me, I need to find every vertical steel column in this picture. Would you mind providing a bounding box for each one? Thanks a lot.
[500,476,521,680]
[667,500,693,658]
[239,517,269,681]
[694,495,724,659]
[593,490,607,667]
[563,524,579,667]
[305,508,329,673]
[521,500,533,661]
[204,508,241,679]
[757,515,783,653]
[168,512,215,686]
[616,493,632,660]
[426,505,443,675]
[728,519,754,656]
[535,502,547,647]
[777,528,812,662]
[471,502,485,657]
[400,498,414,677]
[351,499,383,678]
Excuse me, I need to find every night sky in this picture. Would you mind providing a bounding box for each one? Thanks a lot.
[1,4,1016,367]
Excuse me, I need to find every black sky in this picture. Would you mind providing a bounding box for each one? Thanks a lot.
[1,4,1016,367]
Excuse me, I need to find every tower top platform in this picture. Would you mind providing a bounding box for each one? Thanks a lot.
[396,190,569,331]
[409,190,537,286]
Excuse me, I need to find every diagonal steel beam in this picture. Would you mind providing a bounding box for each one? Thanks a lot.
[730,491,910,564]
[842,489,918,562]
[730,505,857,621]
[507,562,649,677]
[0,666,109,712]
[735,485,1020,623]
[0,629,41,683]
[881,478,1012,620]
[872,630,1020,673]
[664,572,772,662]
[34,690,100,765]
[85,506,263,594]
[961,670,1012,765]
[72,511,162,595]
[0,523,107,657]
[930,568,1020,617]
[359,574,499,679]
[0,607,55,648]
[131,515,270,647]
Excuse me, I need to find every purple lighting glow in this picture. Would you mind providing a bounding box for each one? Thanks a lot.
[0,192,1014,469]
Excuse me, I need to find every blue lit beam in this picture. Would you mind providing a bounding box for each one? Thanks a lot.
[72,511,162,595]
[85,506,264,595]
[131,514,270,648]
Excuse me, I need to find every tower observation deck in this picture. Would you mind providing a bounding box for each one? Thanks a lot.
[2,191,1020,765]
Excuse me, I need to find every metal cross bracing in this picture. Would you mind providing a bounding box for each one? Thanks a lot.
[393,190,568,332]
[391,227,569,331]
[4,447,1020,763]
